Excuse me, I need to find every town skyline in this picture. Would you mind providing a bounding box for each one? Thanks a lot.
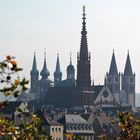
[0,0,140,92]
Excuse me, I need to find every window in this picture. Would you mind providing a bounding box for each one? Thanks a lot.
[59,128,61,132]
[55,127,57,132]
[52,127,54,132]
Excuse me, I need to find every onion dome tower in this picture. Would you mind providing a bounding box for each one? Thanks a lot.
[66,52,75,85]
[39,51,51,103]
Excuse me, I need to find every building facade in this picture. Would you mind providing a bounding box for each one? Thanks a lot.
[29,6,135,109]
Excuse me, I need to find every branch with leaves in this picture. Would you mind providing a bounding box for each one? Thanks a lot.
[0,56,49,139]
[0,55,28,107]
[117,111,140,140]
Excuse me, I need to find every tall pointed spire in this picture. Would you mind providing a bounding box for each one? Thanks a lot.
[40,50,50,78]
[80,5,88,61]
[31,52,38,73]
[30,52,39,94]
[77,6,91,88]
[124,51,133,75]
[54,54,61,74]
[54,54,62,86]
[109,50,118,75]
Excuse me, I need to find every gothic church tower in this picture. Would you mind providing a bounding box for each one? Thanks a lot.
[54,54,62,86]
[106,51,120,101]
[76,6,94,105]
[122,52,135,108]
[77,6,91,90]
[30,52,39,94]
[39,51,51,102]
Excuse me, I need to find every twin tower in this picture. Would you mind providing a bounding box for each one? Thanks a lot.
[30,6,135,108]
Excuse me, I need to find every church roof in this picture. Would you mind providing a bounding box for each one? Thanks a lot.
[94,85,104,100]
[124,52,133,75]
[94,86,120,106]
[57,79,75,87]
[109,51,118,75]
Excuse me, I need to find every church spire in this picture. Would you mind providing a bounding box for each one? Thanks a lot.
[124,51,133,75]
[80,5,88,61]
[31,52,38,74]
[54,54,62,86]
[109,50,118,75]
[54,54,62,74]
[30,52,39,94]
[40,50,50,79]
[70,52,72,65]
[77,6,91,88]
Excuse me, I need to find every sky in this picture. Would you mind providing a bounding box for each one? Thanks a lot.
[0,0,140,92]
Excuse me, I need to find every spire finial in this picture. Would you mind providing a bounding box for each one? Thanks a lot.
[128,50,129,54]
[70,52,72,65]
[83,5,85,14]
[57,53,59,57]
[44,48,46,62]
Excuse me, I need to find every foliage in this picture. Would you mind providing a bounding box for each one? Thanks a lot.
[0,55,28,105]
[0,113,48,140]
[0,56,49,139]
[73,135,83,140]
[117,111,140,140]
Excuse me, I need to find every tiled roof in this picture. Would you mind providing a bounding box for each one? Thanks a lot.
[65,114,88,124]
[45,118,62,126]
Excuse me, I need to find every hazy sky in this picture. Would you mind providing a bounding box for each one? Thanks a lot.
[0,0,140,92]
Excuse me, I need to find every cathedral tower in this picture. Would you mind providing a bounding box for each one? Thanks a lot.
[106,51,120,101]
[30,52,39,93]
[75,6,94,106]
[76,5,91,90]
[122,52,135,108]
[54,54,62,86]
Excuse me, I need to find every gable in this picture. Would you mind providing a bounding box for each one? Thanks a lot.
[94,86,119,106]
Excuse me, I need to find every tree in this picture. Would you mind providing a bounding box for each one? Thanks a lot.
[117,111,140,140]
[0,55,28,104]
[0,56,48,140]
